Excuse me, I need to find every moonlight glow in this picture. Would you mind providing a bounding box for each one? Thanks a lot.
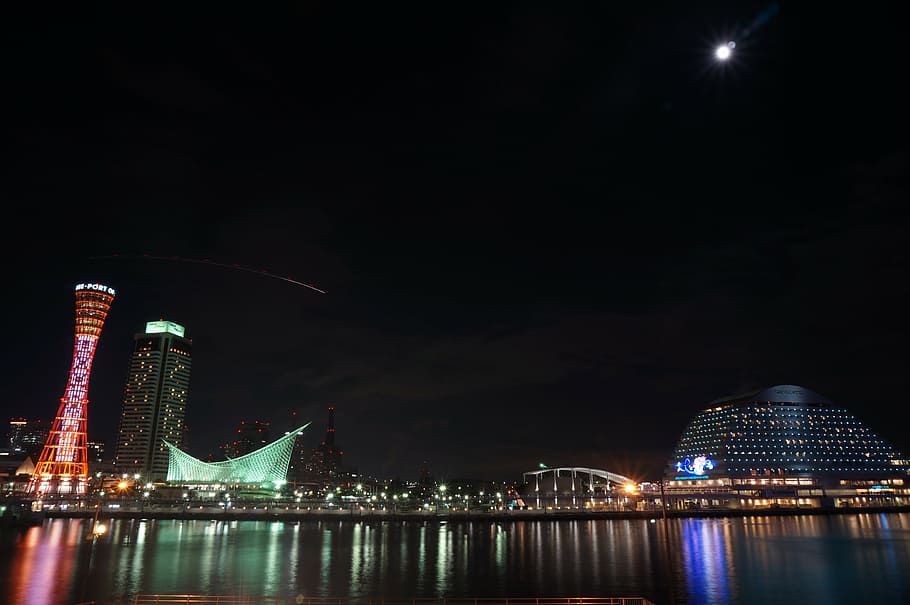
[715,41,735,60]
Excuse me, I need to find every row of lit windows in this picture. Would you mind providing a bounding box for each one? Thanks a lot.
[733,414,855,421]
[731,449,885,456]
[678,448,893,459]
[675,452,904,465]
[727,441,884,448]
[739,404,834,412]
[686,422,870,434]
[75,317,105,326]
[729,458,887,464]
[728,417,860,425]
[733,421,867,429]
[739,412,853,420]
[728,430,870,438]
[680,434,883,446]
[728,468,894,472]
[681,436,882,444]
[737,405,851,414]
[720,438,880,445]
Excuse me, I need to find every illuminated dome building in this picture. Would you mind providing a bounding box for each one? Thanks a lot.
[662,385,910,510]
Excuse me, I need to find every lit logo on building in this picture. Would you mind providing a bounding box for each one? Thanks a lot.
[675,455,715,476]
[75,283,116,296]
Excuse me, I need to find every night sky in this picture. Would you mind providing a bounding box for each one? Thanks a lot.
[5,3,908,482]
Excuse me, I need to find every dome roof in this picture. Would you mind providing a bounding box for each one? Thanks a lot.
[709,384,831,406]
[753,384,831,404]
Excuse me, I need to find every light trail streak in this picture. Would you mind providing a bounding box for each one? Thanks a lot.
[90,254,327,294]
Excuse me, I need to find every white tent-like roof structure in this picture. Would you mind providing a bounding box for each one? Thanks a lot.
[164,423,310,485]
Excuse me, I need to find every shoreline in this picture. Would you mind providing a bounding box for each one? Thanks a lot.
[40,504,910,523]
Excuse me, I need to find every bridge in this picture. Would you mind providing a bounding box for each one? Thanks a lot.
[519,466,636,508]
[521,467,635,496]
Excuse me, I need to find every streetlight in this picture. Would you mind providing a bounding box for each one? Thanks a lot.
[437,485,448,512]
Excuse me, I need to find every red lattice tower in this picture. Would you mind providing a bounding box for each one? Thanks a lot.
[27,282,115,496]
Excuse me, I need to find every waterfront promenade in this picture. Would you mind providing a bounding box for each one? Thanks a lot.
[77,597,658,605]
[33,501,910,523]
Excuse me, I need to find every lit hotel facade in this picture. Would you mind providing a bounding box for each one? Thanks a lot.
[114,320,192,482]
[660,385,910,509]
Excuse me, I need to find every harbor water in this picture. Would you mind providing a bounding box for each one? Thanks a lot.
[2,512,909,604]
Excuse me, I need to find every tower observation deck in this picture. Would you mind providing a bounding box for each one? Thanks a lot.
[27,282,115,496]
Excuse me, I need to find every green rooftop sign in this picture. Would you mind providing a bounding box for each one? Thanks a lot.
[145,320,186,337]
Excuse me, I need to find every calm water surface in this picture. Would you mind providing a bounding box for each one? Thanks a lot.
[2,513,909,605]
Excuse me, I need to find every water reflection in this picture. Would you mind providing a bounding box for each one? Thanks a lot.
[2,514,910,604]
[679,519,730,605]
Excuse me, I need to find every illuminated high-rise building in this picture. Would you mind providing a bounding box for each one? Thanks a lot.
[8,417,50,460]
[87,440,105,464]
[114,320,192,482]
[316,405,344,475]
[8,418,26,450]
[288,406,345,487]
[27,282,116,495]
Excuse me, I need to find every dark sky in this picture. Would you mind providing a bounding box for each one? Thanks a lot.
[5,2,908,482]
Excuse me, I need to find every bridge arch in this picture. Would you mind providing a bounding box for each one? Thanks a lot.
[522,466,633,492]
[518,467,636,507]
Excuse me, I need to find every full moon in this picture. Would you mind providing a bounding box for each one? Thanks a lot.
[715,41,735,60]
